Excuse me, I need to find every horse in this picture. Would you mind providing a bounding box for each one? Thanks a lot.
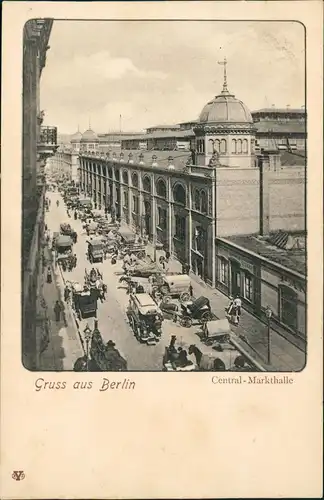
[188,344,226,371]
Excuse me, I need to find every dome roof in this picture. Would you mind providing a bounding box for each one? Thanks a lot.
[199,90,253,124]
[81,129,99,143]
[70,130,82,143]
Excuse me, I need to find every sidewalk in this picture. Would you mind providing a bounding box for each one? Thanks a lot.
[145,242,306,372]
[38,244,84,370]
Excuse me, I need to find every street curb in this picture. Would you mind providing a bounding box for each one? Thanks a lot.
[56,262,85,357]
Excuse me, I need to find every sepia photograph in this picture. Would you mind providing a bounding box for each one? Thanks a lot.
[23,19,306,373]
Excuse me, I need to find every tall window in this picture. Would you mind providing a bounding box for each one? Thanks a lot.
[158,207,167,230]
[243,272,253,301]
[156,179,167,198]
[175,215,186,240]
[237,139,242,154]
[122,171,128,184]
[194,189,200,210]
[173,184,186,205]
[280,285,297,330]
[219,258,228,284]
[231,139,237,154]
[132,195,139,213]
[220,139,227,154]
[214,139,220,153]
[201,190,207,214]
[208,139,214,154]
[142,176,151,192]
[114,169,120,181]
[132,172,138,187]
[243,139,248,154]
[123,192,128,207]
[194,226,205,253]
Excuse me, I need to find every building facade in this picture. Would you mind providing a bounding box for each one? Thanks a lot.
[78,73,306,341]
[22,18,57,370]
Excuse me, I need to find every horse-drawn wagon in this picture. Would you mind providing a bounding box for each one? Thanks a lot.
[177,296,214,328]
[126,293,164,345]
[152,274,191,303]
[54,235,73,268]
[71,283,98,321]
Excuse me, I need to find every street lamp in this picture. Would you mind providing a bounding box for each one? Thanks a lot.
[83,324,92,371]
[265,306,273,365]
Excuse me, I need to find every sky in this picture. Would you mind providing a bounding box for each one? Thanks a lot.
[40,20,305,134]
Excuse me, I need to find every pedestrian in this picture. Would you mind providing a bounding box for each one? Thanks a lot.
[64,286,71,303]
[73,254,77,268]
[130,252,137,265]
[46,266,52,284]
[233,295,242,324]
[165,250,171,262]
[182,262,190,275]
[54,300,62,322]
[189,283,193,297]
[123,253,131,271]
[226,297,238,326]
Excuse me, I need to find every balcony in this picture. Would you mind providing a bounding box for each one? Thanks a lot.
[38,125,59,158]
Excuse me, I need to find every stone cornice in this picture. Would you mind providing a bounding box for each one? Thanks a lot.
[194,123,257,135]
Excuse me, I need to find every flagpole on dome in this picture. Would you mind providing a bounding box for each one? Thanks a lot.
[218,56,228,94]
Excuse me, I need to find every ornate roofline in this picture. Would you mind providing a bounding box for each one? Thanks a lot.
[194,123,257,135]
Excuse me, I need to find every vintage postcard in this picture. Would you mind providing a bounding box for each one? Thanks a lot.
[1,1,322,498]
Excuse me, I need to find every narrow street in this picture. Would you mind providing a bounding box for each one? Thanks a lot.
[45,191,205,371]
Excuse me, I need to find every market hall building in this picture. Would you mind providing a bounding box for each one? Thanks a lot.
[77,79,306,343]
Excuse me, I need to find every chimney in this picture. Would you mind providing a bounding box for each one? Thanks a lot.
[259,155,270,236]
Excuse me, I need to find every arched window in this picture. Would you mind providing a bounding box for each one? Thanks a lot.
[237,139,242,154]
[173,183,186,205]
[122,171,128,184]
[243,139,248,154]
[194,189,200,210]
[156,179,167,198]
[142,176,151,193]
[231,139,237,154]
[123,170,128,184]
[115,169,120,181]
[208,139,214,154]
[220,139,227,154]
[214,139,220,153]
[132,172,138,187]
[280,285,298,330]
[102,166,106,177]
[201,190,207,214]
[108,167,113,179]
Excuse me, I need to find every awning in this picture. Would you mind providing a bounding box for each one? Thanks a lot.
[56,235,73,247]
[118,228,136,242]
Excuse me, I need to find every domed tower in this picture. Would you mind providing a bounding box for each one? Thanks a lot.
[194,58,256,168]
[80,127,99,152]
[70,128,82,151]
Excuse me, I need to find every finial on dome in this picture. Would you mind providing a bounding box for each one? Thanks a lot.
[218,56,228,94]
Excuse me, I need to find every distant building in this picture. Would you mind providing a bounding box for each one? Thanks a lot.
[120,107,306,160]
[252,107,306,153]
